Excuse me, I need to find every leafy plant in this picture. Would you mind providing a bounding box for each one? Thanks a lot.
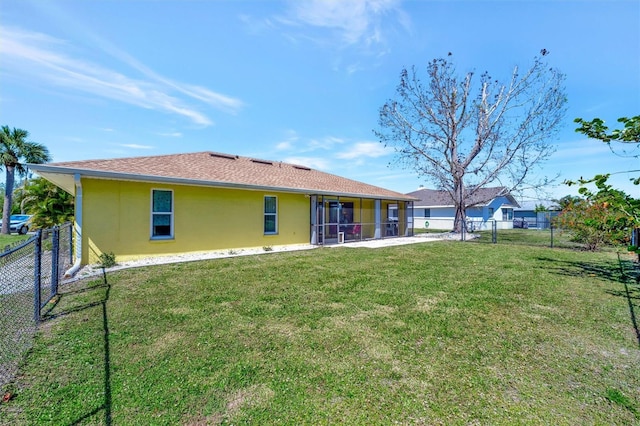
[574,115,640,144]
[562,176,639,252]
[569,115,640,258]
[97,251,116,268]
[555,197,628,251]
[17,177,74,229]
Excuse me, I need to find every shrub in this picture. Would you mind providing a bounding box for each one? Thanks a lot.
[555,199,628,251]
[97,252,117,268]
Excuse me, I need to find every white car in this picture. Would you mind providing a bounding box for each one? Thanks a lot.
[9,214,33,234]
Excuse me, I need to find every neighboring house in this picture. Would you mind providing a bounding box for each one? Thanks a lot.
[29,152,417,268]
[407,186,520,230]
[514,200,561,229]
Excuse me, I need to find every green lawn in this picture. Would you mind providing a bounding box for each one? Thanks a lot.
[2,241,639,425]
[0,233,31,250]
[472,228,585,249]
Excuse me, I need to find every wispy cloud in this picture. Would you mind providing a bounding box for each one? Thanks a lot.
[283,0,406,48]
[284,156,331,170]
[157,132,183,138]
[275,131,345,153]
[239,1,408,73]
[551,138,618,161]
[335,141,391,160]
[546,138,639,186]
[118,144,154,150]
[308,136,345,151]
[274,129,300,151]
[276,141,293,150]
[273,130,392,170]
[0,26,243,126]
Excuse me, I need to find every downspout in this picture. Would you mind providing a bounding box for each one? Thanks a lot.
[64,173,83,277]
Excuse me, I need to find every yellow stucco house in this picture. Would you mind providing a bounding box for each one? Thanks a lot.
[29,151,416,269]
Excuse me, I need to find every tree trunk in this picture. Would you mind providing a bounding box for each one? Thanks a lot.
[2,166,15,234]
[452,180,466,234]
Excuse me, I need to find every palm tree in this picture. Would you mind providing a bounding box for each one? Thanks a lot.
[18,177,74,228]
[0,126,51,234]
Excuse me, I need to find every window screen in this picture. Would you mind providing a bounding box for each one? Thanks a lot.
[152,190,173,238]
[264,196,277,234]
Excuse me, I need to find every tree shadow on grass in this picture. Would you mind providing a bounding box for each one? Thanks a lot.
[537,255,640,349]
[42,269,112,426]
[536,256,624,283]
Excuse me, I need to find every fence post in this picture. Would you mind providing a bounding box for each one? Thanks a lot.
[33,230,42,322]
[51,226,60,296]
[550,223,554,248]
[69,223,74,265]
[492,220,497,244]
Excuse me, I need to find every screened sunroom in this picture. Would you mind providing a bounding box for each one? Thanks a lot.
[310,195,414,245]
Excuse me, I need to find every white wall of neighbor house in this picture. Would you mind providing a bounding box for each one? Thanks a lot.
[413,202,515,231]
[413,206,454,230]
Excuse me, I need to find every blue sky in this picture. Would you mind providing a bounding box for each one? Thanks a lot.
[1,0,639,201]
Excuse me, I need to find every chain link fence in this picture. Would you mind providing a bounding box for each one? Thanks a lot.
[0,223,73,394]
[466,222,584,249]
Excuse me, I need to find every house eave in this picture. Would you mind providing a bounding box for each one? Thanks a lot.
[414,204,454,208]
[415,198,520,209]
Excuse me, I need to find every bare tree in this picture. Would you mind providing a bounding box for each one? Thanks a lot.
[376,52,567,232]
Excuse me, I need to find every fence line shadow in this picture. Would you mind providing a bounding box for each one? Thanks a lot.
[615,255,640,349]
[44,269,112,426]
[536,255,640,349]
[614,281,640,349]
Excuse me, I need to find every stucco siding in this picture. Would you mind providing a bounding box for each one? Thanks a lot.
[81,178,310,263]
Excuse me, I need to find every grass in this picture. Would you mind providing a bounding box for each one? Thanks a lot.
[0,234,31,250]
[472,228,585,249]
[1,240,639,425]
[415,226,581,250]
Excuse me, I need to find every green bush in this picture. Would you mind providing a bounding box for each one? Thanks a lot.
[97,252,116,268]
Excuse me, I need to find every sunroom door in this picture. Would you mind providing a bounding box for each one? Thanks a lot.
[325,200,341,241]
[313,199,324,244]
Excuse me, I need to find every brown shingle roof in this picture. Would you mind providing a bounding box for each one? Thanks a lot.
[407,187,519,207]
[30,151,416,201]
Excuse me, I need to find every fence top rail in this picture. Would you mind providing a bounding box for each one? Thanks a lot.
[56,222,73,231]
[1,234,38,258]
[0,222,72,260]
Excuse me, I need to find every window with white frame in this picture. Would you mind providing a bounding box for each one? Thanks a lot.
[388,204,398,221]
[502,208,513,221]
[264,196,277,234]
[151,189,173,238]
